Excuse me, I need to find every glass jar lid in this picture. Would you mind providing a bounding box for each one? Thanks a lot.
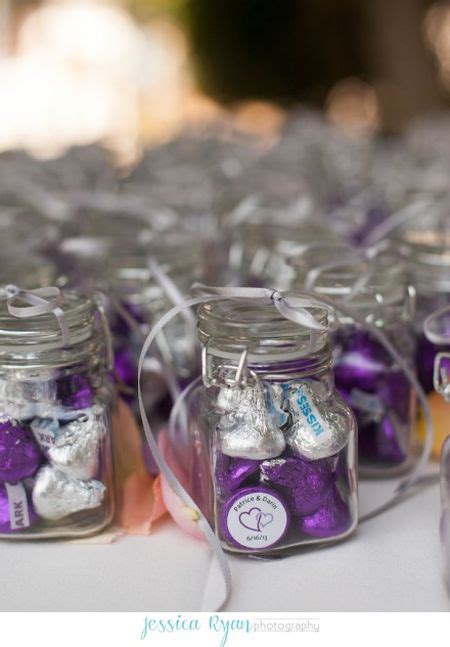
[197,293,331,362]
[289,246,409,321]
[0,290,101,369]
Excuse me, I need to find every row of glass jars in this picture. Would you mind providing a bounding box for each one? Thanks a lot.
[0,198,448,551]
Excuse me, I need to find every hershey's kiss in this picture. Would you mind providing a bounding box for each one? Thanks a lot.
[214,451,261,496]
[48,410,105,480]
[297,484,352,538]
[32,465,105,521]
[261,455,334,516]
[285,381,350,460]
[217,379,286,460]
[0,418,42,482]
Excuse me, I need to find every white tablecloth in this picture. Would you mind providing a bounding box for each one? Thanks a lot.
[1,477,447,612]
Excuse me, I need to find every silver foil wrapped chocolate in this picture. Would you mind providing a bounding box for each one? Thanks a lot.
[47,410,105,480]
[286,381,350,460]
[217,379,286,459]
[32,465,105,521]
[0,378,58,421]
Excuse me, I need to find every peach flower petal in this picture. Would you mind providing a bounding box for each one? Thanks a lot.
[119,472,167,535]
[158,430,206,541]
[112,398,167,535]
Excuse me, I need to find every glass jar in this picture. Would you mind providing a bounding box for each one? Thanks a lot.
[393,205,450,393]
[106,233,204,441]
[228,215,342,290]
[187,294,357,554]
[0,290,115,538]
[57,210,154,290]
[290,247,417,476]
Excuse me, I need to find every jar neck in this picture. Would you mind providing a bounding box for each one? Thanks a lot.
[202,342,333,388]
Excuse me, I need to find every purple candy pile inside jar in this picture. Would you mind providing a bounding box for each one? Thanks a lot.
[193,294,358,554]
[289,247,417,475]
[0,290,115,538]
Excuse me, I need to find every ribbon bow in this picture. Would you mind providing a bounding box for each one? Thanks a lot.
[191,284,336,332]
[0,285,70,347]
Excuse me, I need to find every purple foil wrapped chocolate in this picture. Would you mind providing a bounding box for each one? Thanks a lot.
[57,374,93,410]
[0,419,42,482]
[261,455,334,516]
[215,452,260,496]
[358,415,407,465]
[334,331,388,392]
[0,481,37,533]
[298,484,351,538]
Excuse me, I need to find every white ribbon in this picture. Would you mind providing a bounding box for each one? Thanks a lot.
[191,284,336,331]
[149,258,197,330]
[0,285,70,347]
[362,199,435,246]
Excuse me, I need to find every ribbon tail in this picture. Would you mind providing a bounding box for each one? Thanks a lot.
[137,295,232,611]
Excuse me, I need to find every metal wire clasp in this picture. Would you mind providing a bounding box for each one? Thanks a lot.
[434,352,450,401]
[202,340,250,389]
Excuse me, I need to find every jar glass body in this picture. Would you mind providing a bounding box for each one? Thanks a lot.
[191,298,358,554]
[0,296,115,539]
[109,242,204,415]
[332,320,417,476]
[290,249,417,476]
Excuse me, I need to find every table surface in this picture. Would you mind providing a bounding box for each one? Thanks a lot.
[1,475,448,612]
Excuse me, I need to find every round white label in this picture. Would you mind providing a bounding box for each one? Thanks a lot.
[223,487,289,549]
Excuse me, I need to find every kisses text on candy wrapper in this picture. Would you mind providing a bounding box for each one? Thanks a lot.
[296,392,326,437]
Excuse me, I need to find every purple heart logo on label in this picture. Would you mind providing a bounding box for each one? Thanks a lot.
[257,511,273,529]
[239,507,263,532]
